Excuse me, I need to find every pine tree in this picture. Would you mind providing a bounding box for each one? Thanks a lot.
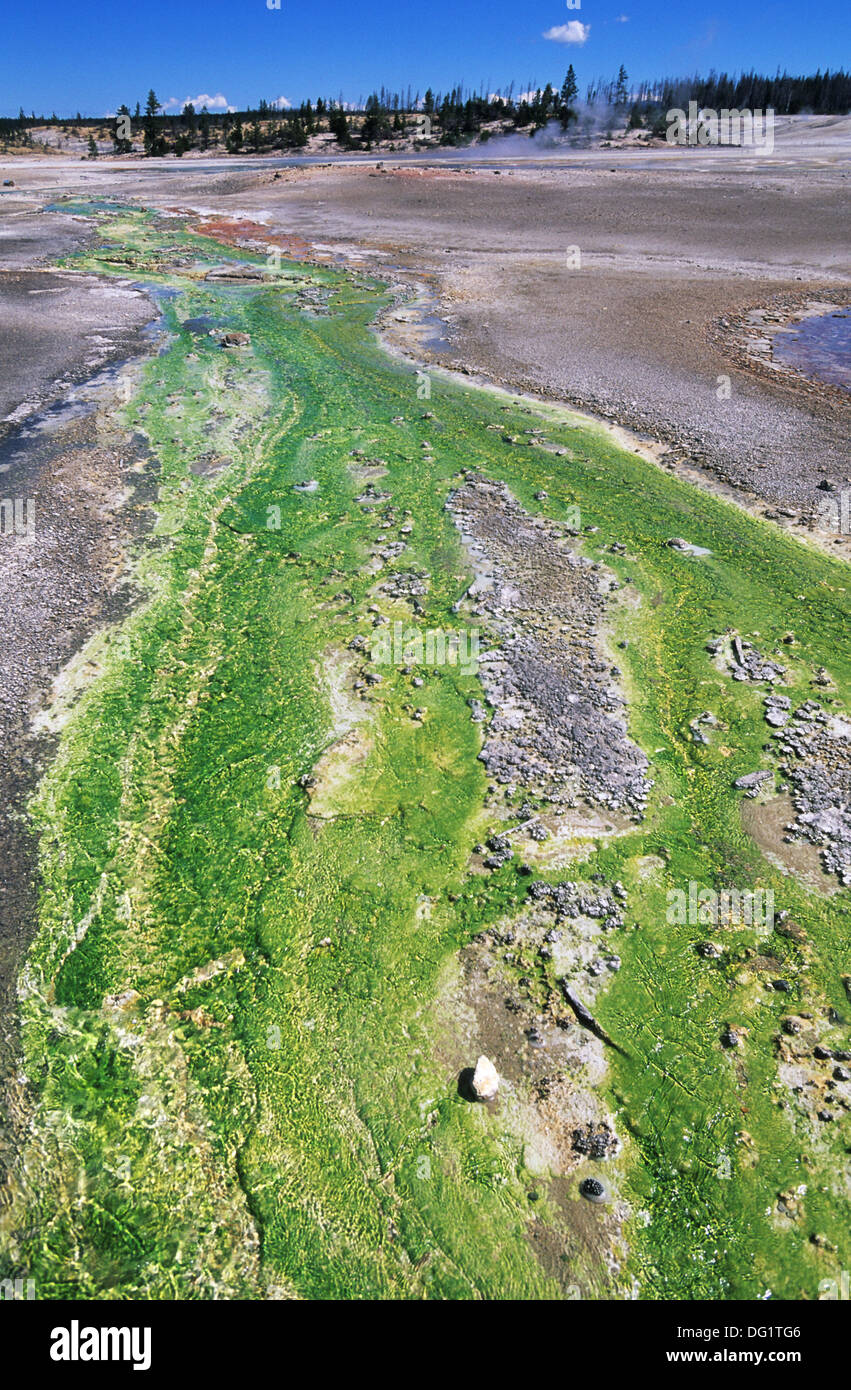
[143,89,161,155]
[328,104,351,147]
[559,65,578,128]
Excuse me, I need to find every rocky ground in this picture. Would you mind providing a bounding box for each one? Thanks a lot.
[776,705,851,887]
[436,877,633,1296]
[711,630,851,889]
[448,475,650,830]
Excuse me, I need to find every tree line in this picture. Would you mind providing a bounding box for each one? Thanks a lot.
[2,68,848,154]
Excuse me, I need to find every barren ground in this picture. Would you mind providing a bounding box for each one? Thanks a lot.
[2,132,847,520]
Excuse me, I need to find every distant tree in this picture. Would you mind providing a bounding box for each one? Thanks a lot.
[537,82,555,128]
[361,94,391,148]
[143,89,162,155]
[615,65,629,107]
[226,118,243,152]
[328,103,351,147]
[281,116,307,148]
[87,132,98,158]
[198,106,211,149]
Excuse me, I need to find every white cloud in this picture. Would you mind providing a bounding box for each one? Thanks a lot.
[272,96,292,110]
[543,21,590,43]
[162,92,232,112]
[615,13,629,20]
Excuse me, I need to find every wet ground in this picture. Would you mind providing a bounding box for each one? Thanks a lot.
[0,263,155,436]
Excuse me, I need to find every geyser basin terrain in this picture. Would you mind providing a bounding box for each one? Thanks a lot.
[1,201,849,1301]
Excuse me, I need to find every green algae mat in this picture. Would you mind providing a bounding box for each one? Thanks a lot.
[1,200,849,1301]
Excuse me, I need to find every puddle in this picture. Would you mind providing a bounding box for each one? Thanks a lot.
[384,298,453,357]
[772,309,851,391]
[45,198,131,216]
[419,311,453,353]
[132,283,179,302]
[181,315,221,335]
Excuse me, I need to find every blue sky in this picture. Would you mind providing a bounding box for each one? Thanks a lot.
[5,0,849,116]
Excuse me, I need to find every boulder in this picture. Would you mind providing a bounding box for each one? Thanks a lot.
[733,769,773,791]
[470,1054,499,1102]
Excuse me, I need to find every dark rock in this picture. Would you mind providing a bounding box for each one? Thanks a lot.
[572,1123,618,1159]
[579,1177,608,1203]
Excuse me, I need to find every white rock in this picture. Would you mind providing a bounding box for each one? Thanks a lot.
[471,1055,499,1102]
